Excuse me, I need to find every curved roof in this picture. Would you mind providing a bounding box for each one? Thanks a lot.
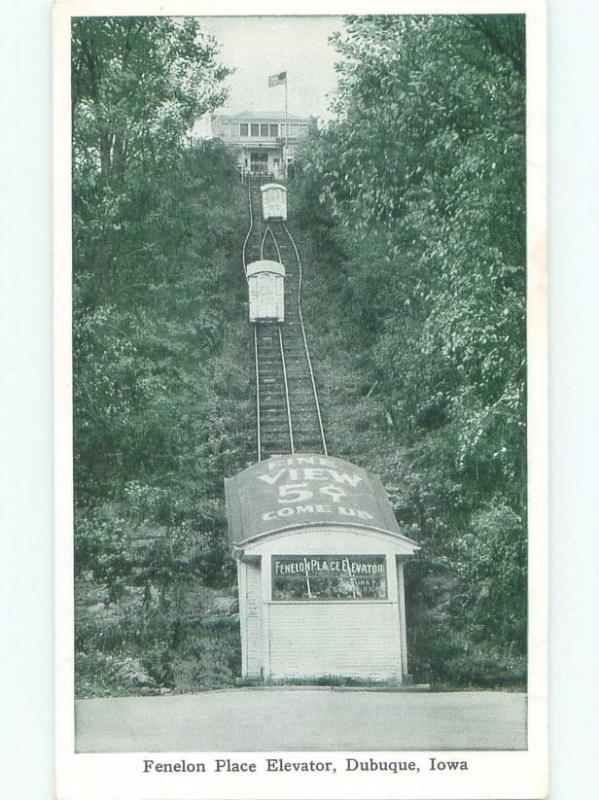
[246,260,285,277]
[261,183,287,193]
[225,453,418,549]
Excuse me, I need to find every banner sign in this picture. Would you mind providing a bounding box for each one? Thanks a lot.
[272,554,387,600]
[225,454,402,545]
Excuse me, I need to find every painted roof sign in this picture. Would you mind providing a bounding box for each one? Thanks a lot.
[225,453,409,547]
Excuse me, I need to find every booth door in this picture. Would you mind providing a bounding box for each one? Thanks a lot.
[266,554,402,680]
[266,603,403,680]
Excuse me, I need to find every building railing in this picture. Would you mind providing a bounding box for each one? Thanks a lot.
[216,134,308,147]
[240,168,279,180]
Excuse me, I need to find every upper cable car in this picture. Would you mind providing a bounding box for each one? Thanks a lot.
[260,183,287,222]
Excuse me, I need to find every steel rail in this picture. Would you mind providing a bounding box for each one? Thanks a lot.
[241,175,254,279]
[278,326,295,454]
[281,223,328,456]
[246,177,263,460]
[267,227,282,263]
[245,180,311,461]
[245,177,261,459]
[254,326,262,461]
[260,225,270,261]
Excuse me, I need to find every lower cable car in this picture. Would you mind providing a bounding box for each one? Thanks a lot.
[247,260,285,322]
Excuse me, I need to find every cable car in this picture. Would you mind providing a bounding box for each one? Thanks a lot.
[260,183,287,221]
[247,260,285,322]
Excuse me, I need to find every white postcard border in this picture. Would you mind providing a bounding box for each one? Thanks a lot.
[54,1,548,798]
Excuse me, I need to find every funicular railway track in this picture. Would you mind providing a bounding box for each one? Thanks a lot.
[242,175,327,461]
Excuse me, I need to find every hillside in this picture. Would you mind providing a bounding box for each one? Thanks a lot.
[73,15,527,696]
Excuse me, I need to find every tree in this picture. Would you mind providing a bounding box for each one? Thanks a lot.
[72,18,249,695]
[71,17,231,304]
[71,17,229,181]
[294,14,527,682]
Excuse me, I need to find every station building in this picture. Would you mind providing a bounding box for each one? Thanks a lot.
[225,454,419,683]
[211,111,314,178]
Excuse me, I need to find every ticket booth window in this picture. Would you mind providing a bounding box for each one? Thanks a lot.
[272,555,387,601]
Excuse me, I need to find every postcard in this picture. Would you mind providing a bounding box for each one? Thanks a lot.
[54,1,548,797]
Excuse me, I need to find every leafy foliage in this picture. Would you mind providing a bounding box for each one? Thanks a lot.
[74,14,527,694]
[293,14,527,684]
[72,18,248,696]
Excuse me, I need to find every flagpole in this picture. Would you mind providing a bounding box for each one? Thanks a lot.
[284,76,289,178]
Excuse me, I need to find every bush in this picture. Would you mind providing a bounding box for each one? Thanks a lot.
[76,652,157,697]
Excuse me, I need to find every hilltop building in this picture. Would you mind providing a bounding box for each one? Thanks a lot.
[211,111,315,178]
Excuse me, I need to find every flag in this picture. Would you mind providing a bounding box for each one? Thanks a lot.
[268,71,287,87]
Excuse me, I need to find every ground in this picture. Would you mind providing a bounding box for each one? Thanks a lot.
[76,689,526,752]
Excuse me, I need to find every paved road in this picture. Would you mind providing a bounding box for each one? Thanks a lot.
[76,690,526,752]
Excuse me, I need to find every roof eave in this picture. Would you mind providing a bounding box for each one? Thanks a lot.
[229,520,420,552]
